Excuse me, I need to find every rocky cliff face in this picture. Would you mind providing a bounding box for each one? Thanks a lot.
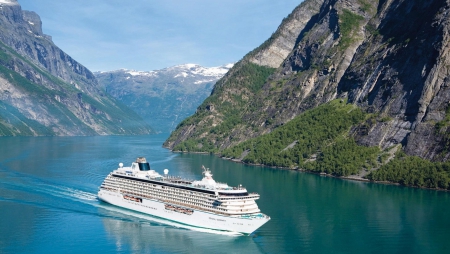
[339,0,450,161]
[0,0,152,136]
[95,64,232,133]
[165,0,450,161]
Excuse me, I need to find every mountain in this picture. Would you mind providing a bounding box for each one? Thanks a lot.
[0,0,152,136]
[95,64,233,133]
[164,0,450,188]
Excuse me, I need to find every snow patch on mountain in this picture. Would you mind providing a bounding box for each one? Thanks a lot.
[168,63,234,78]
[194,79,217,84]
[174,72,188,78]
[126,70,157,77]
[95,63,234,133]
[99,63,234,80]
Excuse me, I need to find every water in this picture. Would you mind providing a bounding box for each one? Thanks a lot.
[0,134,449,253]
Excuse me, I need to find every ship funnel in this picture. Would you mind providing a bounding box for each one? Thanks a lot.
[136,157,147,163]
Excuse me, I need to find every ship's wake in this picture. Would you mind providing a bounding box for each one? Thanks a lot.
[0,167,242,236]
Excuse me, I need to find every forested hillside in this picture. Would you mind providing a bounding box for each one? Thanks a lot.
[164,0,450,190]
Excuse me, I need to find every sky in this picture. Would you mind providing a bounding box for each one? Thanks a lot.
[18,0,302,72]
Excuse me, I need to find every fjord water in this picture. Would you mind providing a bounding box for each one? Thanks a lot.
[1,135,449,253]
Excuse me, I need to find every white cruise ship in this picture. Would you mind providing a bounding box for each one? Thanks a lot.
[98,157,270,234]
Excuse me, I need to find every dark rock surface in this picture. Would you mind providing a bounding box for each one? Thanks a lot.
[165,0,450,161]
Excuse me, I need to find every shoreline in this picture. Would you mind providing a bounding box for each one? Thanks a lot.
[169,149,449,192]
[221,155,450,192]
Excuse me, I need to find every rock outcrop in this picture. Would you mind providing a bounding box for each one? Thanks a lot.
[248,0,325,68]
[165,0,450,161]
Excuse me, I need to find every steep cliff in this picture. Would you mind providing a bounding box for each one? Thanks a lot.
[339,0,450,161]
[0,0,152,136]
[95,64,232,133]
[165,0,450,163]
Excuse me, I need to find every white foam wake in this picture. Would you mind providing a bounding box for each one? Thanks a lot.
[96,202,243,236]
[59,187,98,201]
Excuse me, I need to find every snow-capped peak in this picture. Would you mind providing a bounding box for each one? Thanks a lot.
[179,63,199,69]
[168,63,234,78]
[97,63,234,80]
[126,70,156,77]
[224,63,234,69]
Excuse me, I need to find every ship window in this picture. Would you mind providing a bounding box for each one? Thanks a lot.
[138,162,151,171]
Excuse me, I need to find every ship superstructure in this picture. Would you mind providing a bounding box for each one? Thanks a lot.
[98,157,270,234]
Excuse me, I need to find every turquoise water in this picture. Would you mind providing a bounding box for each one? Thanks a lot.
[0,134,449,253]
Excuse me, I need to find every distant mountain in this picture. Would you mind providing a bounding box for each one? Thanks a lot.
[95,64,233,133]
[0,0,152,136]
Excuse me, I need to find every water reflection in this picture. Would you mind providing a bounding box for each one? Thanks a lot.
[100,209,263,254]
[1,135,449,254]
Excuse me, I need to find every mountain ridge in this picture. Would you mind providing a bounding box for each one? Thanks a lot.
[165,0,450,163]
[95,63,233,133]
[0,1,152,136]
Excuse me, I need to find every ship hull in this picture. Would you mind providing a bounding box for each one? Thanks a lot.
[98,189,269,234]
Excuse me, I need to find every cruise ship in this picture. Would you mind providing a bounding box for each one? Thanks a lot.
[98,157,270,234]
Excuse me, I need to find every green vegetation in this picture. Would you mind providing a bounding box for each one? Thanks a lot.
[435,104,450,130]
[0,41,150,136]
[338,9,364,49]
[169,62,275,152]
[0,65,49,96]
[368,151,450,190]
[170,69,450,189]
[0,48,12,62]
[0,101,54,136]
[365,23,380,36]
[210,61,275,95]
[306,138,379,176]
[221,100,379,176]
[379,115,393,122]
[167,0,450,191]
[0,41,78,94]
[434,105,450,153]
[208,62,275,115]
[0,64,94,135]
[209,115,242,136]
[170,138,216,153]
[216,98,449,188]
[358,0,374,13]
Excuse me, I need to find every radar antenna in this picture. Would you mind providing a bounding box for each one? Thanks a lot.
[201,165,213,178]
